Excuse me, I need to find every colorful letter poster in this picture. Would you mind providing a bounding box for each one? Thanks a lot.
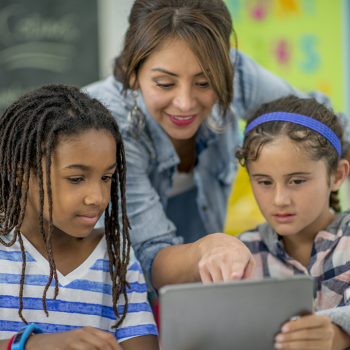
[224,0,349,235]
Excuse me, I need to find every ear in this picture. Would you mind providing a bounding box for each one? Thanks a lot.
[330,159,349,191]
[129,72,139,90]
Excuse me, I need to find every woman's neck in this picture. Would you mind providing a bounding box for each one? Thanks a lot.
[169,135,196,173]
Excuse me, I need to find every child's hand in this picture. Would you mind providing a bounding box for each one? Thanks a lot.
[26,326,123,350]
[274,315,350,350]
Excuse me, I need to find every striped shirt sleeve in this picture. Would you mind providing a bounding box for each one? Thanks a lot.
[115,252,158,342]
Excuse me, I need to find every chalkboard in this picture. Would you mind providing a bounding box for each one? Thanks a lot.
[0,0,99,114]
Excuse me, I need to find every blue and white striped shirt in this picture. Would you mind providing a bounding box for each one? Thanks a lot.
[0,231,158,342]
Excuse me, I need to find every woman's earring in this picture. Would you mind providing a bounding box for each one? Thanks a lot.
[205,105,235,133]
[127,91,145,136]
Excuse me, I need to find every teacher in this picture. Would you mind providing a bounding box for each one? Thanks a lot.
[85,0,338,291]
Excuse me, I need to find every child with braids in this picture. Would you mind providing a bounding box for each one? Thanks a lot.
[0,84,158,350]
[236,95,350,350]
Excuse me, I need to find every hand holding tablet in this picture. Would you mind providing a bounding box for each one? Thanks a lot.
[160,276,313,350]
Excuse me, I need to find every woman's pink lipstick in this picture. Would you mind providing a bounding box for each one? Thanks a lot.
[166,113,196,126]
[273,213,296,223]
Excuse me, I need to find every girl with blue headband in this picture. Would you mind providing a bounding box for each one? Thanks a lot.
[236,95,350,350]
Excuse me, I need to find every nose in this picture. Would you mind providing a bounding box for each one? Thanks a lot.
[84,182,105,206]
[172,85,197,113]
[273,185,291,207]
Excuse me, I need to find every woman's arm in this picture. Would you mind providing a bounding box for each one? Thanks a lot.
[123,137,255,291]
[152,232,256,290]
[235,51,336,118]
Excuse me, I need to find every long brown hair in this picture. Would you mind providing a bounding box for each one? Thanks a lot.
[115,0,236,114]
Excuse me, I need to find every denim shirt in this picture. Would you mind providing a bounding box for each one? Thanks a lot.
[84,50,349,291]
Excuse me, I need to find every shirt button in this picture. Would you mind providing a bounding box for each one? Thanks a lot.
[317,237,324,242]
[203,206,208,211]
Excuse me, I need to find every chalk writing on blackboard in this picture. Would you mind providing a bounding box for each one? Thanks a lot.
[0,0,99,114]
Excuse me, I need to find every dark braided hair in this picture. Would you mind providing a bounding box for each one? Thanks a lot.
[236,95,346,212]
[0,84,131,328]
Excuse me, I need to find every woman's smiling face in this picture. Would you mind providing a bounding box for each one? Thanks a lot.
[135,39,217,140]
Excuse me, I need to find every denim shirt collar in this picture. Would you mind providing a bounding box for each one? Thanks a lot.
[136,90,219,173]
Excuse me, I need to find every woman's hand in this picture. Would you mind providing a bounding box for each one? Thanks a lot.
[25,327,123,350]
[196,232,256,282]
[152,232,255,289]
[274,315,350,350]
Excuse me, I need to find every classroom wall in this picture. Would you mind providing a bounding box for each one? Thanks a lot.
[0,0,100,114]
[1,0,349,234]
[97,0,133,79]
[0,0,133,114]
[226,0,348,113]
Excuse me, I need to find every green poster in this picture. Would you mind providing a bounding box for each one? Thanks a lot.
[225,0,345,111]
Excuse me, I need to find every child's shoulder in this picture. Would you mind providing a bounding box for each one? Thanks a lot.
[238,222,279,256]
[327,209,350,236]
[238,227,263,243]
[100,237,143,275]
[237,226,269,255]
[126,245,143,272]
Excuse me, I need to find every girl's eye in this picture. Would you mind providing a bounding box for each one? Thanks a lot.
[291,179,305,185]
[69,177,83,184]
[258,180,272,186]
[102,176,112,182]
[156,83,174,89]
[197,82,209,88]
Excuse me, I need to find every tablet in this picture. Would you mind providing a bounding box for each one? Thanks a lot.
[160,275,314,350]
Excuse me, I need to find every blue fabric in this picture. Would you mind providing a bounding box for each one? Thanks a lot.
[166,187,209,244]
[0,234,158,341]
[245,112,342,158]
[84,50,350,292]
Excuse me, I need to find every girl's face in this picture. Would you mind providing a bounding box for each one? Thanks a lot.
[248,137,341,239]
[23,130,117,238]
[135,39,217,140]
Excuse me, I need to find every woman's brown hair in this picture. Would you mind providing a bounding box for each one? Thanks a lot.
[235,95,346,212]
[115,0,236,114]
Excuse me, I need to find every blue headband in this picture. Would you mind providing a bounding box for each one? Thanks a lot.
[244,112,341,158]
